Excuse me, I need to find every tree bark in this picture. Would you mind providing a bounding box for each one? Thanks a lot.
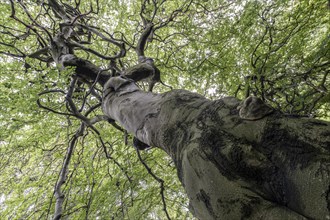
[102,76,330,220]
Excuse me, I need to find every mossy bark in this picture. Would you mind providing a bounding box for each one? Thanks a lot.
[102,77,330,220]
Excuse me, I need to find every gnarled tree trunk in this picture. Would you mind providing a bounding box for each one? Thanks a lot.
[102,76,330,220]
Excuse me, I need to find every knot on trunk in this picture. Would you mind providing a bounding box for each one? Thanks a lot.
[238,96,274,120]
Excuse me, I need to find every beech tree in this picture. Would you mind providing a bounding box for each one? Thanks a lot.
[0,0,329,219]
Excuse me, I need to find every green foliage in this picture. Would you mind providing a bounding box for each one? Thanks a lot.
[0,0,329,219]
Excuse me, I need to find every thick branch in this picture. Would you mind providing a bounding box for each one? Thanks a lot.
[48,0,71,20]
[136,23,154,58]
[61,55,110,86]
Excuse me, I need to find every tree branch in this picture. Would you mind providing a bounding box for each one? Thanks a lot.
[135,149,171,220]
[136,23,154,59]
[53,123,85,220]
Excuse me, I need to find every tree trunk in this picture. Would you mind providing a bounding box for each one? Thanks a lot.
[102,77,330,220]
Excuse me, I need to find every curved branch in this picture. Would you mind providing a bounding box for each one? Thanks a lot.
[77,24,126,58]
[28,47,50,59]
[136,23,154,58]
[38,90,77,117]
[9,0,48,47]
[135,149,171,220]
[68,41,118,60]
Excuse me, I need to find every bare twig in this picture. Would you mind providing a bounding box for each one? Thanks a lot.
[135,149,171,220]
[68,41,119,60]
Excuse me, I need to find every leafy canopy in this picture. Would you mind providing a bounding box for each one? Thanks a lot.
[0,0,329,219]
